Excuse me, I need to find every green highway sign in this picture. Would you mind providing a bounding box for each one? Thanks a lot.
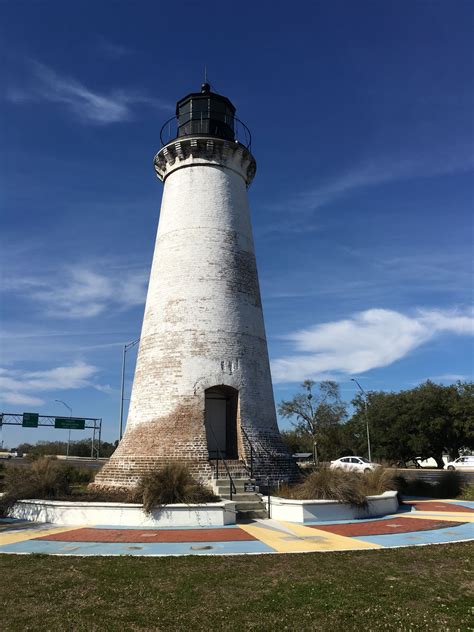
[54,417,85,430]
[22,412,39,428]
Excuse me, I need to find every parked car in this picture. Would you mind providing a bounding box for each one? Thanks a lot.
[444,456,474,471]
[330,456,381,473]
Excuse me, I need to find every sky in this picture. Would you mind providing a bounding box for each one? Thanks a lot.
[1,0,473,447]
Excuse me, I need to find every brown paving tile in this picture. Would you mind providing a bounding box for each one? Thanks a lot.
[36,527,256,543]
[311,516,465,537]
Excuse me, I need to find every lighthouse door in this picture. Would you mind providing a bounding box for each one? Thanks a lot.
[204,387,238,459]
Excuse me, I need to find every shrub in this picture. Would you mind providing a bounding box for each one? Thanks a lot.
[0,462,5,492]
[0,458,61,516]
[459,483,474,501]
[436,471,463,498]
[394,471,463,499]
[280,466,368,507]
[64,465,94,486]
[4,458,71,498]
[136,463,219,514]
[0,458,96,516]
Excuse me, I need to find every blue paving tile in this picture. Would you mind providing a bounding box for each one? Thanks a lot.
[354,522,474,547]
[0,539,275,556]
[303,513,406,526]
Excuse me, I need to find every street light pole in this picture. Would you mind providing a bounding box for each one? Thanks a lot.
[119,338,140,441]
[350,378,372,462]
[55,399,72,459]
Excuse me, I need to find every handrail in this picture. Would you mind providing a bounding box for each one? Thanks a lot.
[159,114,252,149]
[240,427,254,479]
[207,424,236,500]
[241,426,294,466]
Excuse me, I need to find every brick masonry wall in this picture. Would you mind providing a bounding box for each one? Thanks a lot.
[95,137,298,489]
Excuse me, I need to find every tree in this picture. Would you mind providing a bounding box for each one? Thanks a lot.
[280,428,313,455]
[346,381,474,468]
[278,380,348,462]
[14,439,117,459]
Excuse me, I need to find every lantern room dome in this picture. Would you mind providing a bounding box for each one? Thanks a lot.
[176,84,236,142]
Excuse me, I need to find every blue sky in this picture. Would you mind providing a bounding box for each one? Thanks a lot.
[1,0,473,447]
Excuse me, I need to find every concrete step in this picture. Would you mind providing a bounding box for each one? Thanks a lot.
[209,460,250,479]
[217,493,259,502]
[214,479,255,490]
[233,500,265,512]
[212,472,250,480]
[236,508,268,521]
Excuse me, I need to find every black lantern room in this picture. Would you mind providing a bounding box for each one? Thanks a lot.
[176,83,236,141]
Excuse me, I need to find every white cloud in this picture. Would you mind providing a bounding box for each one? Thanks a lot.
[6,61,171,124]
[0,362,99,407]
[271,307,474,384]
[3,262,148,319]
[1,392,45,407]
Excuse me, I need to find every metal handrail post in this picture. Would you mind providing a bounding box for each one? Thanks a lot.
[266,476,271,518]
[207,425,236,498]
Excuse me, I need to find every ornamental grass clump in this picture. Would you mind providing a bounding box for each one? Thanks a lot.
[4,457,72,499]
[359,467,397,496]
[282,466,368,508]
[136,463,219,514]
[0,457,75,516]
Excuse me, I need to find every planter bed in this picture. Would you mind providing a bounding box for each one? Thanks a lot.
[265,491,399,523]
[9,499,237,527]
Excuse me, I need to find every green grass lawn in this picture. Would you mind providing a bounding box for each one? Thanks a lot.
[1,543,473,631]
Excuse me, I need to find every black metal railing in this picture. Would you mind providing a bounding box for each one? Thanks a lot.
[207,425,236,500]
[159,114,252,149]
[240,427,254,479]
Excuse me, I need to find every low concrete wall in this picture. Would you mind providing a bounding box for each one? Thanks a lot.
[265,491,399,523]
[10,499,237,527]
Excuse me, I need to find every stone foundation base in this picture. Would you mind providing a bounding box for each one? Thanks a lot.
[93,454,299,492]
[93,455,215,490]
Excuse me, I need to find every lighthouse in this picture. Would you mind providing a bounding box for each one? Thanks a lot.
[95,83,296,489]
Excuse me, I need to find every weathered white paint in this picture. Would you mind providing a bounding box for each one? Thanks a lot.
[10,499,237,527]
[129,140,274,430]
[264,491,400,523]
[96,136,295,488]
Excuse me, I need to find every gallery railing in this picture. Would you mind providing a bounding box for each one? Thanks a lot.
[159,114,252,149]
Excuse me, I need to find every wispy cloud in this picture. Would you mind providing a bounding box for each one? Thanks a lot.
[260,150,474,233]
[425,373,469,383]
[96,36,134,59]
[271,307,474,383]
[0,362,101,406]
[6,61,171,124]
[2,262,148,319]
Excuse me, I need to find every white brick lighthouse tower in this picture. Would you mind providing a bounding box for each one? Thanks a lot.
[96,83,296,489]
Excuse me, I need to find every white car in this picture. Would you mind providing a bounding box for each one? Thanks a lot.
[444,456,474,471]
[330,456,381,473]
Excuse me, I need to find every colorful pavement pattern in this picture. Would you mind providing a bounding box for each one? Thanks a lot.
[0,499,472,556]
